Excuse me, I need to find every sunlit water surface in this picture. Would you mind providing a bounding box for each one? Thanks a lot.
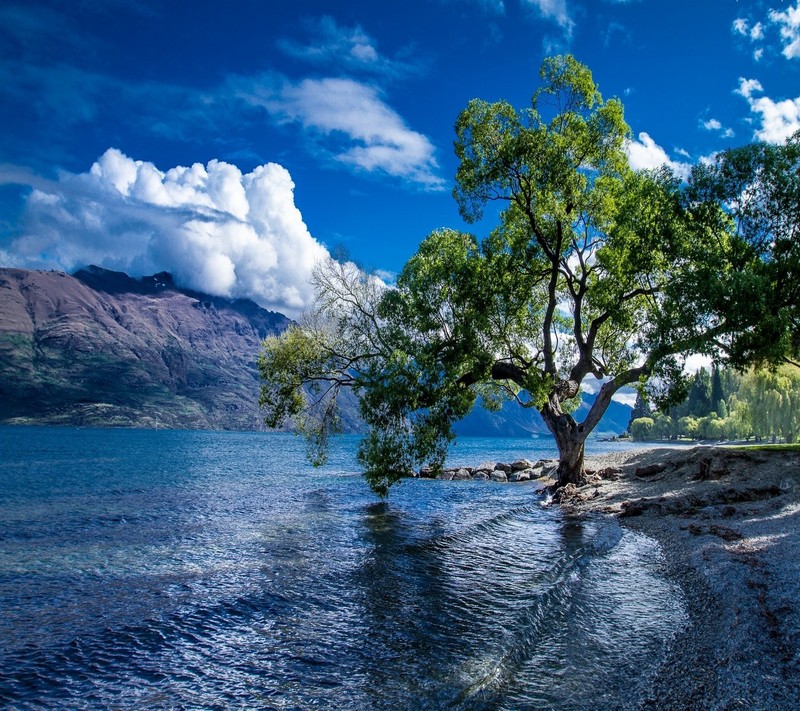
[0,427,686,709]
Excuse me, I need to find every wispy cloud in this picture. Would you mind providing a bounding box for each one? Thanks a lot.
[523,0,574,34]
[4,149,329,315]
[234,75,444,189]
[0,59,443,190]
[276,16,423,79]
[700,117,734,138]
[737,77,800,143]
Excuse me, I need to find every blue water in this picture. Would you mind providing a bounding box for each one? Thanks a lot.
[0,427,686,709]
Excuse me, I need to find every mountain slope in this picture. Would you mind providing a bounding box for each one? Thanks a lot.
[0,266,292,429]
[454,390,631,439]
[0,266,631,436]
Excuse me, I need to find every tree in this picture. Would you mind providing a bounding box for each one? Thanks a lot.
[685,369,713,418]
[711,364,724,413]
[689,132,800,366]
[629,417,655,441]
[736,366,800,444]
[259,56,780,495]
[627,392,651,433]
[651,412,674,440]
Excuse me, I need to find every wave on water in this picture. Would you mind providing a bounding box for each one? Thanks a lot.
[0,427,686,709]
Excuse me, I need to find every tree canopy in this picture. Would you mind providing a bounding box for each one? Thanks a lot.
[259,55,799,496]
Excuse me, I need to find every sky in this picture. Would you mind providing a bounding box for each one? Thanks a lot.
[1,0,799,317]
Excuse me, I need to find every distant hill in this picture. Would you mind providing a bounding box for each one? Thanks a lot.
[0,266,630,436]
[0,266,294,429]
[454,390,631,439]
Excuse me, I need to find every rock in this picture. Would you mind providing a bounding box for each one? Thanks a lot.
[475,460,498,472]
[597,466,622,480]
[435,469,454,481]
[452,468,472,480]
[541,463,559,478]
[511,458,536,471]
[635,463,667,478]
[472,471,489,481]
[551,483,578,503]
[489,470,508,482]
[495,462,513,473]
[419,465,434,479]
[619,499,646,517]
[509,468,532,482]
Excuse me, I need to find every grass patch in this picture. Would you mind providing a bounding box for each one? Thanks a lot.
[730,443,800,453]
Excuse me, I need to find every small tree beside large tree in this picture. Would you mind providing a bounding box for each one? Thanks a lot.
[259,55,796,496]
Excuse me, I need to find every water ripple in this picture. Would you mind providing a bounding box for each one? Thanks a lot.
[0,427,685,709]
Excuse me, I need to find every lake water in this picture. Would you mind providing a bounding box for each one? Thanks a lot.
[0,427,687,709]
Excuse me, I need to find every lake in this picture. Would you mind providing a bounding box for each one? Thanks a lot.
[0,426,686,709]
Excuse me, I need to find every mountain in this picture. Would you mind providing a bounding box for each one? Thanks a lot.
[0,266,631,436]
[454,390,631,439]
[0,266,293,430]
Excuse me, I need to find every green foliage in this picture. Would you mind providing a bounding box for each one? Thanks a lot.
[736,366,800,443]
[259,56,799,494]
[629,417,655,441]
[627,392,651,431]
[688,132,800,365]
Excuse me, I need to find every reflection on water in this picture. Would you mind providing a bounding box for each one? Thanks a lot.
[0,427,685,709]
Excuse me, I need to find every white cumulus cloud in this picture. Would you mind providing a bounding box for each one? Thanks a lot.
[6,149,330,316]
[737,77,800,143]
[625,132,691,179]
[770,2,800,59]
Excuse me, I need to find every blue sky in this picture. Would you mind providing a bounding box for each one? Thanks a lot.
[1,0,799,315]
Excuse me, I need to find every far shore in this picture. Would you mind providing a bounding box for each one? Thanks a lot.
[557,444,800,708]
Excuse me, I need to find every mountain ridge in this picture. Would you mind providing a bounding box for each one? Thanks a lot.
[0,266,630,437]
[0,265,292,429]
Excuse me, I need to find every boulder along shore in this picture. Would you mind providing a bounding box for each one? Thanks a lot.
[565,445,800,710]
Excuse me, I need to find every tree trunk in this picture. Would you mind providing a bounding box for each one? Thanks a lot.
[555,434,586,487]
[540,398,587,487]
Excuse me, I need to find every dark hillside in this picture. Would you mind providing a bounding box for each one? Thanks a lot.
[0,266,292,429]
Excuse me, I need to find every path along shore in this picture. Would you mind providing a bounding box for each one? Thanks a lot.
[556,445,800,709]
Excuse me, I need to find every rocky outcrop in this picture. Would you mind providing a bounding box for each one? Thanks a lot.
[416,459,556,483]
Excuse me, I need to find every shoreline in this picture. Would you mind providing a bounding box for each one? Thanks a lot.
[563,445,800,709]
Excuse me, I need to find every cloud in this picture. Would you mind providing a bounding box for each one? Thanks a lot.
[524,0,574,33]
[625,132,691,179]
[276,16,421,79]
[0,58,442,190]
[737,77,800,143]
[235,75,444,189]
[770,2,800,59]
[736,77,763,99]
[735,3,800,61]
[701,118,734,139]
[5,149,330,316]
[477,0,506,12]
[612,390,637,408]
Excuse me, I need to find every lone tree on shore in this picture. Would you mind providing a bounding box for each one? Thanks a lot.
[259,55,795,496]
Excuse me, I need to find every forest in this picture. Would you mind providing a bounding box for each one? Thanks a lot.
[628,365,800,444]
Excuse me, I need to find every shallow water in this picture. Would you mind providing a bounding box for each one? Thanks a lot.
[0,427,686,709]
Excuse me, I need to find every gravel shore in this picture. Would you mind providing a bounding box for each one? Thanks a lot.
[561,445,800,710]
